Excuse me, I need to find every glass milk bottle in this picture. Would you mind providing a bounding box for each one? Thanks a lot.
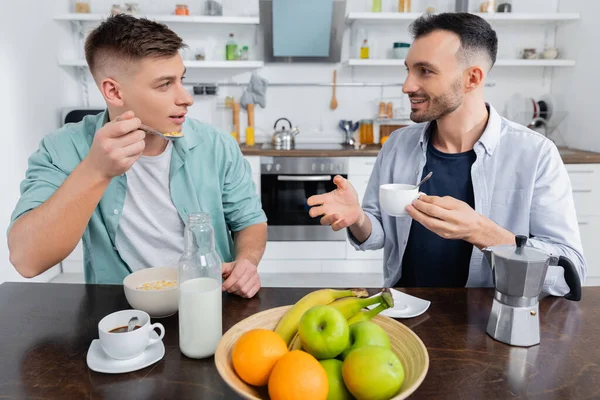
[178,213,223,359]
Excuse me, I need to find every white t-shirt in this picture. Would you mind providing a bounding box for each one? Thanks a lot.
[115,141,185,271]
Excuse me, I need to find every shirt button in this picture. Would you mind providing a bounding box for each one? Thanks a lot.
[113,209,119,215]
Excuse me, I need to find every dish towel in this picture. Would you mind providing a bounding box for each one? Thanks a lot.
[240,72,269,110]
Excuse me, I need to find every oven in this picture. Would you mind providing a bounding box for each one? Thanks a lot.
[261,157,349,241]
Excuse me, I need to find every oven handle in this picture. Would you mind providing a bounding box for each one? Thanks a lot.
[277,175,332,182]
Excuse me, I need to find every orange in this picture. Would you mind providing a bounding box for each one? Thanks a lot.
[268,350,329,400]
[231,329,288,386]
[380,135,389,145]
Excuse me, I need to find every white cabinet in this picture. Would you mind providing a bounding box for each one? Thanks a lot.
[566,164,600,285]
[346,157,384,261]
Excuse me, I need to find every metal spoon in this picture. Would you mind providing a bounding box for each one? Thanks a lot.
[126,316,139,332]
[139,124,184,140]
[413,171,433,189]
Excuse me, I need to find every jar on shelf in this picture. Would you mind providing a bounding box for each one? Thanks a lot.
[360,120,374,145]
[110,4,122,15]
[392,42,410,59]
[360,39,370,59]
[206,0,223,16]
[496,0,512,12]
[125,3,140,14]
[195,48,206,61]
[372,0,382,12]
[74,1,91,13]
[480,0,496,13]
[398,0,411,12]
[239,46,249,61]
[175,4,190,16]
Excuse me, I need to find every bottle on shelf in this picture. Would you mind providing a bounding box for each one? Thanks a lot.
[360,39,370,59]
[398,0,411,12]
[226,33,238,61]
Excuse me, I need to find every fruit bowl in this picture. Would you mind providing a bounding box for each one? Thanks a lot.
[215,305,429,400]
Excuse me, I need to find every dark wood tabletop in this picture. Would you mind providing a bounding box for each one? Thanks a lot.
[0,282,598,400]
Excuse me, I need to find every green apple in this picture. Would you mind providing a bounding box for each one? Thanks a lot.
[319,359,355,400]
[298,305,350,360]
[342,346,405,400]
[340,321,391,360]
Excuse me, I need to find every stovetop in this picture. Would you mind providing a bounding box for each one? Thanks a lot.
[260,143,347,150]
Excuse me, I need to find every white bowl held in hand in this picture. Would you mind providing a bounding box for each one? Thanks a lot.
[379,184,421,217]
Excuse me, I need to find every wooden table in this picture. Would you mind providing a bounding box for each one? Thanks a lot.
[0,283,598,399]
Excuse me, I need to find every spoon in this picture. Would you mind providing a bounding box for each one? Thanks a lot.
[413,171,433,189]
[330,69,338,110]
[127,316,139,332]
[139,124,184,140]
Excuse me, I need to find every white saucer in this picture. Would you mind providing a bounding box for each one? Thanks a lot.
[369,288,431,318]
[87,331,165,374]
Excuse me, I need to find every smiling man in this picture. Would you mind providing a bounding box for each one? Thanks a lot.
[308,13,585,294]
[8,15,267,298]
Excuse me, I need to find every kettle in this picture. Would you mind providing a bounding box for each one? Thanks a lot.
[271,118,299,150]
[483,235,582,347]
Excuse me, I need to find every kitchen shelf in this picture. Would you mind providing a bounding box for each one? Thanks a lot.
[54,14,260,24]
[59,59,264,69]
[347,59,576,67]
[347,12,580,24]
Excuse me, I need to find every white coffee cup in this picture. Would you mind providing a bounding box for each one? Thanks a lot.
[98,309,165,360]
[379,184,421,216]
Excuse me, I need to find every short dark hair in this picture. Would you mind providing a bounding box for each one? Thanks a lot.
[85,14,186,75]
[409,13,498,67]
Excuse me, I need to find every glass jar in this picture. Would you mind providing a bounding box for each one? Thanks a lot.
[480,0,496,13]
[393,42,410,59]
[240,46,249,61]
[74,1,91,13]
[360,120,374,145]
[360,39,370,59]
[496,0,512,12]
[398,0,411,12]
[175,4,190,16]
[206,0,223,16]
[110,4,122,15]
[178,213,223,359]
[372,0,382,12]
[125,2,140,14]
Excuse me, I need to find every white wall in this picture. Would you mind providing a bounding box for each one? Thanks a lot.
[553,0,600,152]
[0,0,72,283]
[73,0,562,144]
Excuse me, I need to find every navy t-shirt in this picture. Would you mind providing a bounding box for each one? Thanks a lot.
[396,139,477,287]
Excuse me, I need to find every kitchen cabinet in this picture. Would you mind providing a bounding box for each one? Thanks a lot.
[566,164,600,286]
[346,157,384,261]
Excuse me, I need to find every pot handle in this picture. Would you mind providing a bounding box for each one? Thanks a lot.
[558,256,582,301]
[274,118,292,131]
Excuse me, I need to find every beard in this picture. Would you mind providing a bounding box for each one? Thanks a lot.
[409,78,463,123]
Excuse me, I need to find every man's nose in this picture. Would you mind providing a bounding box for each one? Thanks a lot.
[402,73,419,94]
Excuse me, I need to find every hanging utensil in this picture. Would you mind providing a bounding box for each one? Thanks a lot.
[330,70,338,110]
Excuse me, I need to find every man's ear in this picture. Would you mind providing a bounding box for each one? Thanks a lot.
[100,78,125,108]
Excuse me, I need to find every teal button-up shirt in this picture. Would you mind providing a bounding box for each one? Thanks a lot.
[9,111,267,284]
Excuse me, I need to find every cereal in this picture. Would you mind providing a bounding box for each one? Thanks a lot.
[163,131,183,137]
[136,279,178,291]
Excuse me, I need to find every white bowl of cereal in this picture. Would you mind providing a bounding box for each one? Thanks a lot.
[123,266,179,318]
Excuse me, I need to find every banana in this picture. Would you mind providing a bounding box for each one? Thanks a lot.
[274,288,367,345]
[289,333,302,351]
[347,302,391,326]
[329,289,394,319]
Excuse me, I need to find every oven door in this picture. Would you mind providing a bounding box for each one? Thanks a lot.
[261,174,348,241]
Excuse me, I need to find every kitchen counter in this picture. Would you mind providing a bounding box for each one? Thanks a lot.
[241,144,600,163]
[2,282,599,399]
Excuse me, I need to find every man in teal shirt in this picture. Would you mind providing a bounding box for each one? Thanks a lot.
[7,14,267,298]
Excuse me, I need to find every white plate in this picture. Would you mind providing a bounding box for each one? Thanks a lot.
[369,288,431,318]
[87,331,165,374]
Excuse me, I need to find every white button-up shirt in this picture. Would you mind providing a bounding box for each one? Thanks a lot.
[350,104,586,296]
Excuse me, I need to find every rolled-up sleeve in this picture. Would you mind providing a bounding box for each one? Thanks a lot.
[528,141,586,296]
[221,135,267,232]
[8,137,68,234]
[348,153,386,251]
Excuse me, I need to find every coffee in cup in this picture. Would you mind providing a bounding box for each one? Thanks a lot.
[98,310,165,360]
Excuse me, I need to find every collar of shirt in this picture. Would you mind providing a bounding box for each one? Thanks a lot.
[418,103,503,157]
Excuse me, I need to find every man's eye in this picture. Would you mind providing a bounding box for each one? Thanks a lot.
[162,82,171,88]
[422,68,432,75]
[181,75,186,82]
